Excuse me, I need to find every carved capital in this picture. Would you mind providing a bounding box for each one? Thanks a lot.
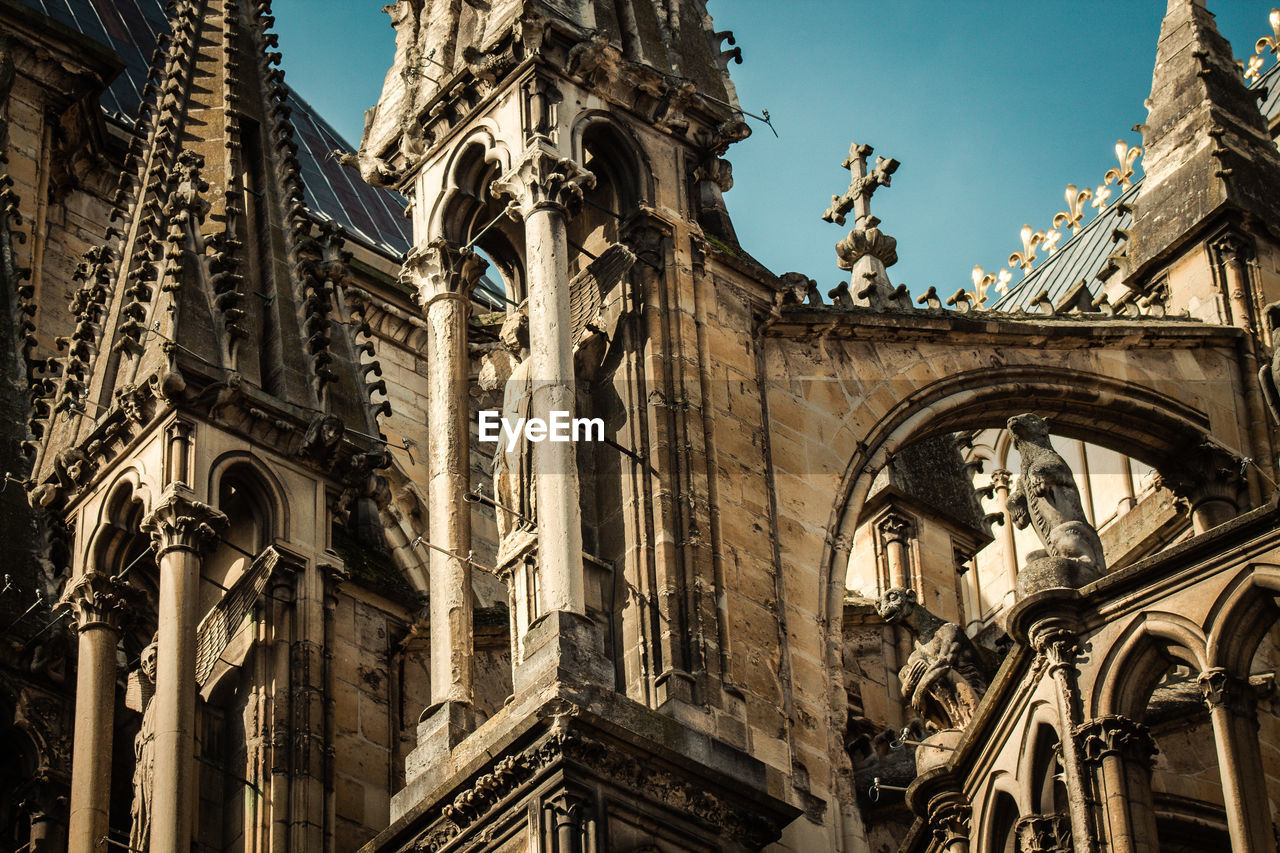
[1210,231,1255,266]
[990,468,1013,492]
[402,239,488,306]
[1163,440,1245,517]
[491,145,595,220]
[1199,667,1256,717]
[1074,715,1158,768]
[60,571,143,634]
[877,511,914,545]
[927,790,971,847]
[1029,622,1080,673]
[1014,813,1072,853]
[142,493,227,559]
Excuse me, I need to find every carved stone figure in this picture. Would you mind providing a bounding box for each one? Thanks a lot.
[1005,414,1105,594]
[876,587,989,733]
[126,638,159,852]
[484,312,535,562]
[300,414,344,463]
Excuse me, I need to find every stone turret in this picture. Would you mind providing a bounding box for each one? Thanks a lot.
[1126,0,1280,283]
[357,0,749,193]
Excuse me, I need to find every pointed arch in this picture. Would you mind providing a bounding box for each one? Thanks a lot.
[818,365,1216,800]
[1204,563,1280,677]
[1094,611,1208,718]
[570,111,652,213]
[207,451,290,544]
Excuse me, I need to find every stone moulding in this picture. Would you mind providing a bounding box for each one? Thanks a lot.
[385,703,798,853]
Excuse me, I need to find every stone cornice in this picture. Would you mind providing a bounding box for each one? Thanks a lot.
[762,304,1243,347]
[370,690,800,853]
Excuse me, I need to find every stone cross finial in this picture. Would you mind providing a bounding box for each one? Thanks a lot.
[822,142,899,228]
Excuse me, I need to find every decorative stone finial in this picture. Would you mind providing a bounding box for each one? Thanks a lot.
[822,142,900,304]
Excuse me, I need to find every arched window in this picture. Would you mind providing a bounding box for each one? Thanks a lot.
[987,791,1020,853]
[204,464,277,604]
[1029,724,1068,815]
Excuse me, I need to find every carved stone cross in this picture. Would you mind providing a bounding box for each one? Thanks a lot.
[822,142,899,228]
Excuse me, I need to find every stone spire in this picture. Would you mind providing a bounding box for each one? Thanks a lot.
[1126,0,1280,280]
[27,0,389,509]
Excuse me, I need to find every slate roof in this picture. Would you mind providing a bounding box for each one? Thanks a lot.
[17,0,411,258]
[993,61,1280,311]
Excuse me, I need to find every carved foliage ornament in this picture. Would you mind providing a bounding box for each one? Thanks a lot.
[142,493,228,558]
[60,571,143,633]
[1073,715,1157,768]
[409,727,784,851]
[402,240,489,304]
[1015,814,1072,853]
[1199,667,1256,717]
[491,146,596,221]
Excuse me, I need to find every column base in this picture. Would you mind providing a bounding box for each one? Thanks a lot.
[406,701,476,781]
[512,609,612,697]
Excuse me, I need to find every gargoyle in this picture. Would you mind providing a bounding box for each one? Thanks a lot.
[876,586,989,732]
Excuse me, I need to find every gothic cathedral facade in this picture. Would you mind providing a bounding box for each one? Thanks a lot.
[2,1,1280,852]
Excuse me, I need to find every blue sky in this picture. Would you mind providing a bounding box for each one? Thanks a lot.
[272,1,1268,295]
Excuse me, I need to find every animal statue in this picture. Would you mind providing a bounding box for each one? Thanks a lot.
[1005,414,1106,585]
[876,587,989,732]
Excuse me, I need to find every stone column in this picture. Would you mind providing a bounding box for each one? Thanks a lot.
[1075,715,1158,853]
[1030,621,1098,853]
[21,772,69,853]
[927,790,971,853]
[1199,668,1277,853]
[991,468,1019,601]
[1213,234,1273,507]
[62,571,140,853]
[1165,440,1245,534]
[878,511,914,590]
[142,493,227,853]
[404,240,486,748]
[492,144,595,617]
